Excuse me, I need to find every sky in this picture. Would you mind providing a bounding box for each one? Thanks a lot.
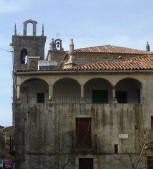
[0,0,153,126]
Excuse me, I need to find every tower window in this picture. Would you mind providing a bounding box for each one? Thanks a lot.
[20,48,28,64]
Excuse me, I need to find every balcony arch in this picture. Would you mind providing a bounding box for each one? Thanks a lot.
[115,78,142,103]
[84,78,112,103]
[53,78,81,103]
[20,78,49,104]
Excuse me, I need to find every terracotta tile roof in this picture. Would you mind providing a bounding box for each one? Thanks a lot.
[64,55,153,71]
[75,45,153,54]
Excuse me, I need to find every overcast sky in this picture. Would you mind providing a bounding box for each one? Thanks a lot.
[0,0,153,126]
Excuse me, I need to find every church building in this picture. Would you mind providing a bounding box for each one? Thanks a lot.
[12,20,153,169]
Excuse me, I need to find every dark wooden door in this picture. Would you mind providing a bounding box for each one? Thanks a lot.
[147,157,153,169]
[79,158,93,169]
[76,118,91,148]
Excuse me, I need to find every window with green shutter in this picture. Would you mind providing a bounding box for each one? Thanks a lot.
[92,90,108,103]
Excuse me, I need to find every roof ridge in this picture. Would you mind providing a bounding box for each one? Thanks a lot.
[75,44,148,52]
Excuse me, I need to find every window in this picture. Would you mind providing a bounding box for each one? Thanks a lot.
[151,116,153,131]
[79,158,93,169]
[37,93,45,103]
[92,90,108,103]
[116,91,127,103]
[76,118,91,148]
[114,144,118,154]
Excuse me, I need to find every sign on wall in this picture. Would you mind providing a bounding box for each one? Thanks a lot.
[119,134,128,139]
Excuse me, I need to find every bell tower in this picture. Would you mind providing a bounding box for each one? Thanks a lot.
[11,19,46,70]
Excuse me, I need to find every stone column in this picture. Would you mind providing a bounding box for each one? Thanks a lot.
[80,84,85,103]
[16,85,20,100]
[81,84,84,98]
[49,85,53,100]
[112,85,117,103]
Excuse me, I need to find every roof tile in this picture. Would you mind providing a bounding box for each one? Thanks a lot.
[64,55,153,71]
[75,45,153,54]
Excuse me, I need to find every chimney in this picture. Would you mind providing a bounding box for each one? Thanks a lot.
[69,39,74,55]
[64,39,75,69]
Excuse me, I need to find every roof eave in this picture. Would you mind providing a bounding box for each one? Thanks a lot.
[14,69,153,75]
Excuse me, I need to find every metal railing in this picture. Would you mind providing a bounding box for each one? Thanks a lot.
[21,96,142,104]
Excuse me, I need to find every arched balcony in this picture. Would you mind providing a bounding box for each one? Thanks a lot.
[115,78,142,103]
[53,78,81,103]
[84,78,112,104]
[20,78,49,104]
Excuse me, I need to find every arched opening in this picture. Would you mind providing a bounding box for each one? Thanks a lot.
[53,78,81,103]
[20,78,49,104]
[26,23,34,36]
[84,78,112,103]
[115,78,142,103]
[20,48,28,64]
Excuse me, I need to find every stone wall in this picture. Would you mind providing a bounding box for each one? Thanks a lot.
[13,103,146,169]
[3,126,15,160]
[0,127,4,159]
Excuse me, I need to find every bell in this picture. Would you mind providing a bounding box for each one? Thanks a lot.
[56,42,60,48]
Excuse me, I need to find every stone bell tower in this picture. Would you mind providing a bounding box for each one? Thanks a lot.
[11,19,46,70]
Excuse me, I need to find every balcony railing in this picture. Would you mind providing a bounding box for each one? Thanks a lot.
[20,96,142,104]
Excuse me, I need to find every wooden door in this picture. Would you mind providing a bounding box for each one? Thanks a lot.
[79,158,93,169]
[76,118,91,148]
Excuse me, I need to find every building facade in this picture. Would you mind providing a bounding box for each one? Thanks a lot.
[0,126,4,163]
[0,126,15,168]
[12,20,153,169]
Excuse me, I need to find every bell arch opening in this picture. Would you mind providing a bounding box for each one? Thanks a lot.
[26,23,33,36]
[20,48,28,64]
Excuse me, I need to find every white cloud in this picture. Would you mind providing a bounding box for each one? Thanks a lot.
[0,0,36,13]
